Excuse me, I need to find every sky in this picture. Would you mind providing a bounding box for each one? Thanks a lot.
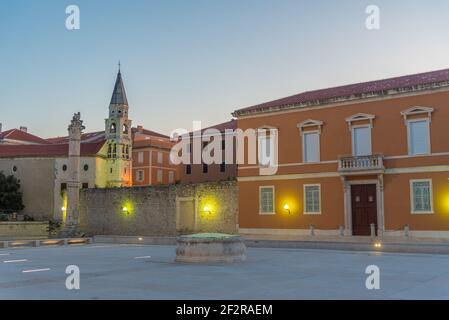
[1,0,449,138]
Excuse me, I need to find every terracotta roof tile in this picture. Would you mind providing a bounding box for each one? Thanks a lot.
[0,129,52,145]
[234,68,449,116]
[0,141,105,158]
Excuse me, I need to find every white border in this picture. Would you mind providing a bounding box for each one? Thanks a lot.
[409,179,434,214]
[303,184,321,215]
[259,185,275,215]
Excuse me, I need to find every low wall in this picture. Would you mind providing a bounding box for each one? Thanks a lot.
[78,181,238,237]
[0,222,49,239]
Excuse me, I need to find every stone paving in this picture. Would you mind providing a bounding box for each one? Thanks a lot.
[1,244,448,299]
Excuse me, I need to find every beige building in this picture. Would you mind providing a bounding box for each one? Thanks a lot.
[0,68,165,221]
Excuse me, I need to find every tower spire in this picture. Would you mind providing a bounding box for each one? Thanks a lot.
[110,64,128,106]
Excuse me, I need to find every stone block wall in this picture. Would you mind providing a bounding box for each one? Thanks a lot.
[78,181,238,236]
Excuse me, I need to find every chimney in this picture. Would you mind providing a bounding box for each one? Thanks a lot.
[0,123,2,133]
[137,125,143,133]
[20,126,27,133]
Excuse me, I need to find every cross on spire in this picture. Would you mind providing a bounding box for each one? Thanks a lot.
[118,60,121,73]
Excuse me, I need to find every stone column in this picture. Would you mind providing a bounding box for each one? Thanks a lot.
[66,113,85,225]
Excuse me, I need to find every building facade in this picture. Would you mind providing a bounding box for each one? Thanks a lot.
[179,120,237,184]
[0,68,165,221]
[132,129,179,186]
[233,68,449,238]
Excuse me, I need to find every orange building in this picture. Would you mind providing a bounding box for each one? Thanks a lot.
[179,120,237,183]
[132,126,179,186]
[233,68,449,238]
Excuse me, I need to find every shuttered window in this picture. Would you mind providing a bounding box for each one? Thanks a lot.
[303,132,320,163]
[408,120,430,155]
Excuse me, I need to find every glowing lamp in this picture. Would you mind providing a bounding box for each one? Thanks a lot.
[61,206,66,212]
[203,206,212,214]
[283,204,291,214]
[374,242,382,249]
[122,206,129,214]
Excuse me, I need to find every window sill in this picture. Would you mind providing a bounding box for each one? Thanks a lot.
[303,212,322,215]
[259,212,276,215]
[411,211,434,215]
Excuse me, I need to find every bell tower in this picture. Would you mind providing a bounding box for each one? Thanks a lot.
[105,63,132,187]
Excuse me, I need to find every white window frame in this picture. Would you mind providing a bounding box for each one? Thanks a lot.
[406,118,431,156]
[351,124,372,156]
[136,169,144,182]
[157,169,163,183]
[259,186,275,215]
[137,151,144,163]
[302,130,321,163]
[410,179,434,214]
[303,184,322,215]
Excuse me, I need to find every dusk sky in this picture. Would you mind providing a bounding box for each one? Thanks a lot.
[2,0,449,138]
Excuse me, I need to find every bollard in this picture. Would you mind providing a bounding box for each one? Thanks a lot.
[404,224,410,238]
[370,223,376,238]
[310,224,315,236]
[339,225,345,237]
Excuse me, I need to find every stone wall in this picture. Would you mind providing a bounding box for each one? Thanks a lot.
[0,222,49,239]
[0,158,55,220]
[78,181,238,236]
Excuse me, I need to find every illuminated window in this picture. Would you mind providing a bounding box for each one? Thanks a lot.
[410,179,433,214]
[259,186,275,215]
[304,184,321,215]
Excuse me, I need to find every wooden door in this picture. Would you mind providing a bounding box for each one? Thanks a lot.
[351,184,377,236]
[177,199,195,233]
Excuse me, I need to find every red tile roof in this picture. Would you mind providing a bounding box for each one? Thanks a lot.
[132,127,169,139]
[189,119,237,136]
[46,131,106,144]
[233,68,449,116]
[0,141,105,158]
[0,129,52,145]
[133,136,174,150]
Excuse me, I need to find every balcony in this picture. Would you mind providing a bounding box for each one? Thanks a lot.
[338,154,384,175]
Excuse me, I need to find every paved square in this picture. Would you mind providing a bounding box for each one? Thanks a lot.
[1,244,449,299]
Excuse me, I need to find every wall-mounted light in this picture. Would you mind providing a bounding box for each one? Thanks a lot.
[202,206,212,215]
[122,206,129,215]
[373,241,382,249]
[61,206,67,212]
[283,204,291,215]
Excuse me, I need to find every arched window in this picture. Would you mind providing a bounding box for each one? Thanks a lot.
[110,123,117,133]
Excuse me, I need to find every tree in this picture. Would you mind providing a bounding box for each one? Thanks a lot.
[0,171,25,212]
